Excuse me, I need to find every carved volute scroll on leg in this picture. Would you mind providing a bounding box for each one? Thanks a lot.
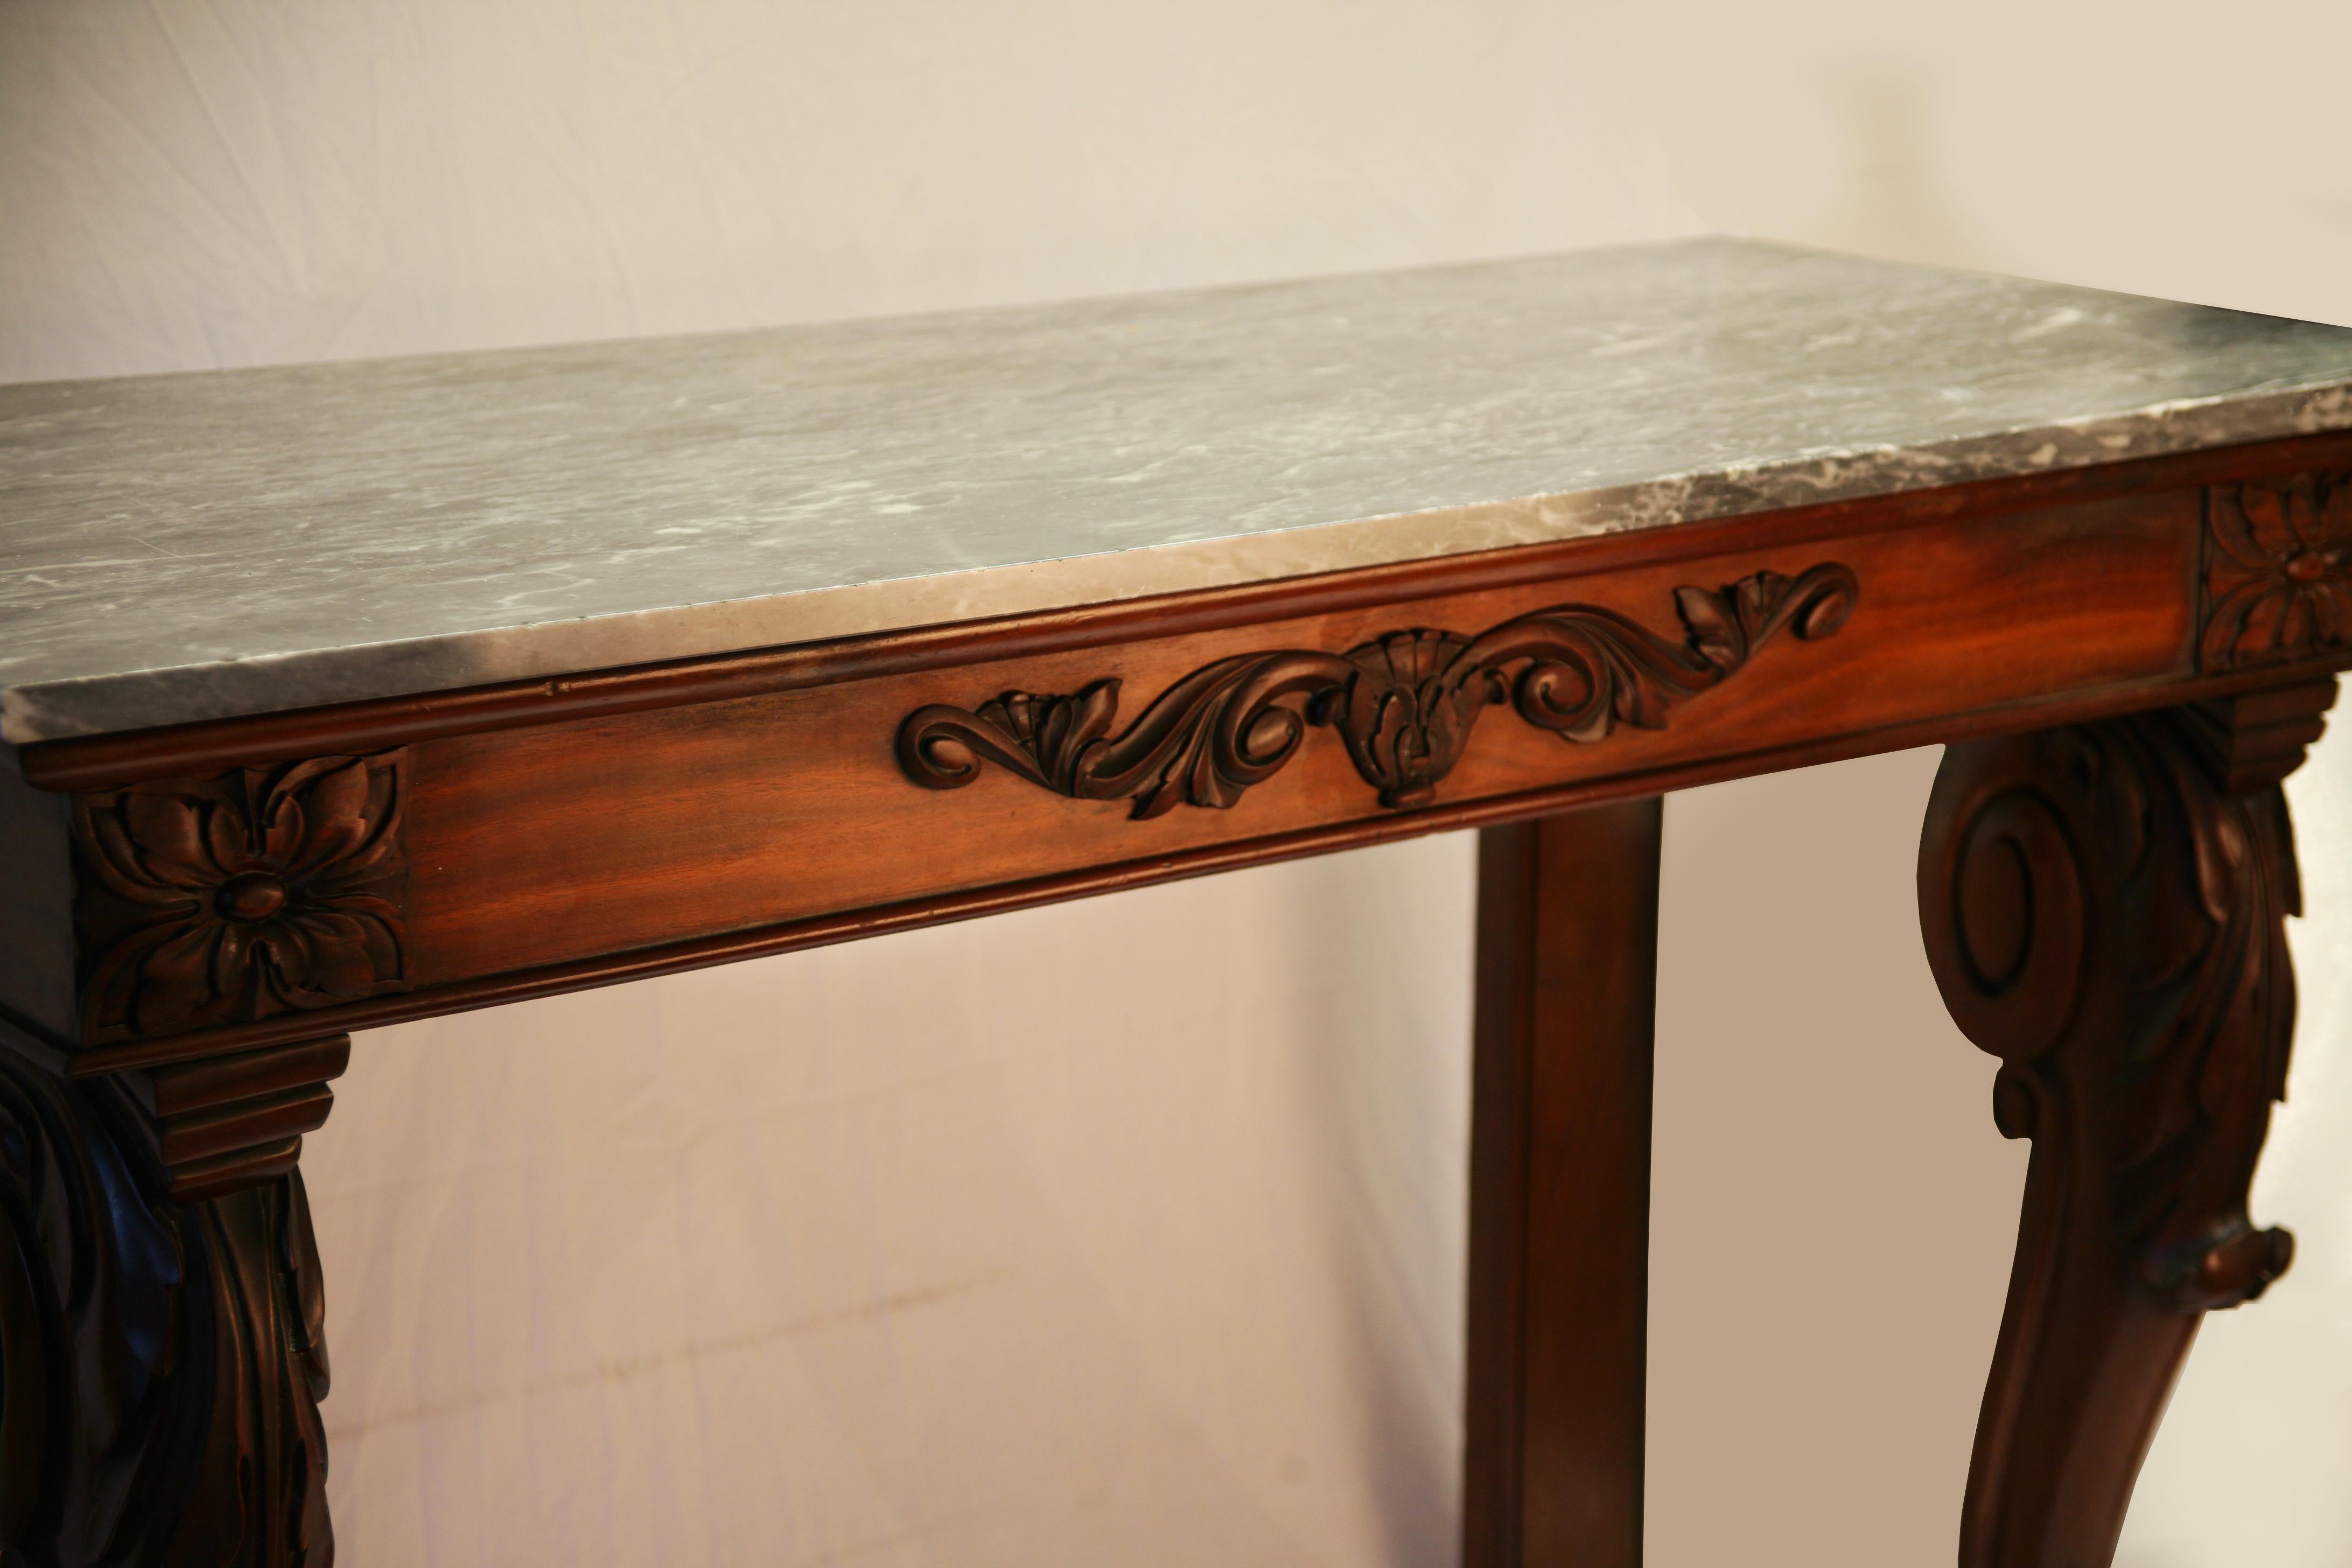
[0,1033,345,1568]
[1918,678,2335,1568]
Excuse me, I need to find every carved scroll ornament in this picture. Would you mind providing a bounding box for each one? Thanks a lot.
[899,563,1857,816]
[73,752,409,1045]
[2202,470,2352,670]
[1918,684,2331,1568]
[0,1052,333,1566]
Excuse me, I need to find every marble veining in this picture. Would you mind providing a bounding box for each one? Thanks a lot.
[6,236,2352,743]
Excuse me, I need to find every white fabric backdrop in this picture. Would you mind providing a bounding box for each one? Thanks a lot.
[306,843,1485,1565]
[4,2,2349,1563]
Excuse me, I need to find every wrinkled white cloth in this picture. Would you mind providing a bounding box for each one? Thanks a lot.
[312,844,1479,1566]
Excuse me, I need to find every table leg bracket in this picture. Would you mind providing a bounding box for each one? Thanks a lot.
[1919,677,2335,1567]
[0,1035,342,1567]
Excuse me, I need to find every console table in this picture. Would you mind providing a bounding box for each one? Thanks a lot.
[5,237,2350,1566]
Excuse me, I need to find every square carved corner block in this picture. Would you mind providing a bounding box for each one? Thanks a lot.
[4,237,2350,1567]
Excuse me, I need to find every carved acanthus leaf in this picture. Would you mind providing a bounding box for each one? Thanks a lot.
[1918,682,2334,1568]
[898,562,1857,815]
[1926,704,2306,1312]
[0,1049,333,1566]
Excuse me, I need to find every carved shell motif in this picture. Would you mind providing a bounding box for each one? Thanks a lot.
[73,752,410,1043]
[898,562,1857,816]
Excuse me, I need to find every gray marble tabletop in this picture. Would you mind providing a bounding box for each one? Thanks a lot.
[7,236,2352,745]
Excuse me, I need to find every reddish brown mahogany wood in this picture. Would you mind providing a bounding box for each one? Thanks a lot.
[2200,470,2352,670]
[900,563,1855,814]
[64,649,2352,1080]
[1919,678,2333,1568]
[143,1035,352,1202]
[72,755,409,1049]
[1465,800,1661,1568]
[36,480,2352,1094]
[63,479,2237,1068]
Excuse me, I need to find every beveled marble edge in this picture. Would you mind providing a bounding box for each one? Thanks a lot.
[11,376,2349,746]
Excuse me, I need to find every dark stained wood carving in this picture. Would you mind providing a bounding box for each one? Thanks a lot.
[1917,677,2334,1568]
[145,1036,353,1204]
[899,562,1857,815]
[0,1041,336,1566]
[2202,471,2352,670]
[73,753,409,1047]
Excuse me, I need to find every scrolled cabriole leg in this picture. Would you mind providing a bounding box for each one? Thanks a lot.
[1917,678,2335,1568]
[0,1030,346,1567]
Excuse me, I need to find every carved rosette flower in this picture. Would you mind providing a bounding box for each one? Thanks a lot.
[898,562,1857,815]
[73,752,410,1042]
[2202,471,2352,669]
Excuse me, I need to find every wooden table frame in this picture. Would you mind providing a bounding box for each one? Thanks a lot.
[4,433,2349,1566]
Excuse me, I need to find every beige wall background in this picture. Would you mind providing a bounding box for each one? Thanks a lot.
[2,2,2346,1564]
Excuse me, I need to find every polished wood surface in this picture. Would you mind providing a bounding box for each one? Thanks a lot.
[29,457,2328,1073]
[1465,801,1661,1568]
[898,564,1857,814]
[4,433,2350,1565]
[0,1046,333,1567]
[1920,682,2333,1568]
